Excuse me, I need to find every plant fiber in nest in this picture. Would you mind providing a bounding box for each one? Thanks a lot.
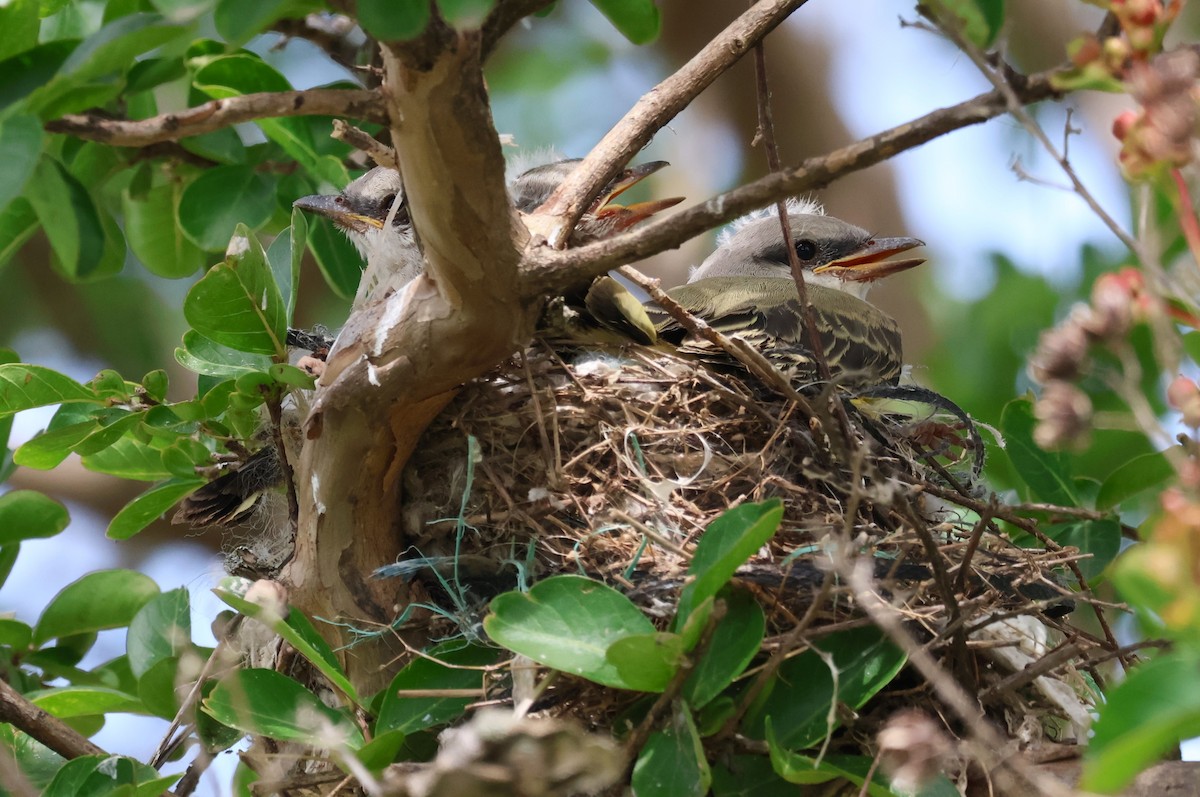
[386,334,1101,747]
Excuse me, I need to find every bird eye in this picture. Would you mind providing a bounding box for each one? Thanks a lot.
[794,239,818,260]
[380,193,397,211]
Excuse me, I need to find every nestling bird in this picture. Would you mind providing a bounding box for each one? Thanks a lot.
[509,158,683,242]
[176,158,681,530]
[663,207,923,387]
[292,167,417,304]
[629,205,925,388]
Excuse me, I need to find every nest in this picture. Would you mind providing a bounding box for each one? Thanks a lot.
[386,328,1106,761]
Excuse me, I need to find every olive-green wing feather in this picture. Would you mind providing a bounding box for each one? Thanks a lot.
[651,277,902,387]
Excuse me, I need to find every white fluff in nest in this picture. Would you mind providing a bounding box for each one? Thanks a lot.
[573,353,632,379]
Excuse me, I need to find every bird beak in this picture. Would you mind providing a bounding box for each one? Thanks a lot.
[812,236,925,282]
[293,194,384,233]
[589,161,685,232]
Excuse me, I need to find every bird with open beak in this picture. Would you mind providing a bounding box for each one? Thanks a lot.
[176,159,681,531]
[598,203,924,388]
[292,159,682,303]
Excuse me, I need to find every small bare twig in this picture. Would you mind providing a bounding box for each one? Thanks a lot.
[839,558,1078,797]
[534,0,812,245]
[523,70,1060,296]
[46,89,386,147]
[331,120,397,169]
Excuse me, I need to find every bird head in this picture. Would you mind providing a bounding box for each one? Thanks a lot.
[688,211,925,299]
[511,158,684,242]
[293,167,417,264]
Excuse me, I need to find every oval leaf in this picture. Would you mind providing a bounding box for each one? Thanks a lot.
[183,225,286,356]
[34,569,160,645]
[676,500,783,628]
[108,479,205,540]
[0,490,69,544]
[203,668,364,748]
[485,574,655,689]
[178,165,275,252]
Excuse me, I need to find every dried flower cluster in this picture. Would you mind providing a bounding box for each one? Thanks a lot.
[1115,48,1200,177]
[1028,270,1140,449]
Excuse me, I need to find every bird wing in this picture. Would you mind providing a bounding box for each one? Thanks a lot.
[652,277,903,387]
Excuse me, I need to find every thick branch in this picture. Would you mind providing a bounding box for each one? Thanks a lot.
[522,69,1059,296]
[290,29,530,694]
[0,678,106,760]
[533,0,810,244]
[45,89,386,147]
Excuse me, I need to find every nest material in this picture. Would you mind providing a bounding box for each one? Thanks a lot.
[391,331,1103,753]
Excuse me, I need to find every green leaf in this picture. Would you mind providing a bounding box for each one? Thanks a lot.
[375,641,499,734]
[485,574,656,690]
[80,435,170,481]
[631,704,710,797]
[30,686,144,718]
[0,490,69,544]
[0,364,96,416]
[607,632,684,693]
[265,208,306,325]
[1000,398,1078,507]
[767,737,895,796]
[43,754,178,797]
[123,182,207,278]
[138,654,184,719]
[58,13,186,85]
[127,588,192,678]
[108,479,205,540]
[1097,451,1175,511]
[213,0,293,45]
[676,500,782,628]
[26,156,106,279]
[178,165,275,252]
[0,114,42,212]
[0,40,74,117]
[932,0,1005,48]
[306,216,363,299]
[203,668,364,748]
[0,617,33,649]
[27,13,186,119]
[357,0,433,40]
[1046,519,1119,581]
[0,198,39,268]
[184,225,287,357]
[214,589,360,707]
[683,588,765,709]
[194,56,346,186]
[34,569,160,645]
[0,0,39,62]
[742,626,906,749]
[1083,649,1200,792]
[712,755,799,797]
[175,330,274,378]
[588,0,661,44]
[356,729,407,772]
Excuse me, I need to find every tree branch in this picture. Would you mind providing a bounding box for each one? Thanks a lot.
[531,0,812,245]
[0,678,106,760]
[521,68,1060,296]
[45,89,386,147]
